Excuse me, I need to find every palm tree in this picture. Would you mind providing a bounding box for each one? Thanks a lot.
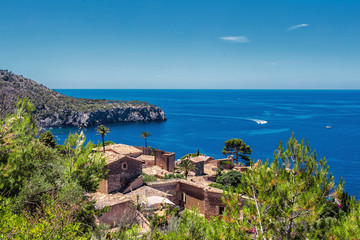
[179,159,195,178]
[140,131,151,148]
[96,124,110,152]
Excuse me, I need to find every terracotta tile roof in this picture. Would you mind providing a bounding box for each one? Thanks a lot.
[190,155,214,162]
[102,152,123,165]
[108,144,142,155]
[98,152,144,165]
[136,155,155,162]
[89,192,130,209]
[142,166,170,177]
[92,144,142,156]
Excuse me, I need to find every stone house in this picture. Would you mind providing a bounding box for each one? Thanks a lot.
[146,179,245,219]
[189,155,214,176]
[93,144,145,194]
[154,149,175,172]
[97,153,143,194]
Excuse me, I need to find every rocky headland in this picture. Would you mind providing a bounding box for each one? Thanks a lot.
[0,70,166,129]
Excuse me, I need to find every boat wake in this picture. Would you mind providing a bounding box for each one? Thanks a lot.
[249,119,268,125]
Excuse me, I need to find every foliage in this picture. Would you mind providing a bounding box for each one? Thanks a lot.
[222,133,343,239]
[0,99,107,238]
[100,140,115,147]
[141,131,151,148]
[39,130,57,148]
[0,196,90,240]
[208,183,225,190]
[178,159,195,178]
[326,199,360,239]
[180,152,203,160]
[222,138,252,166]
[142,172,157,183]
[215,170,243,189]
[163,173,185,180]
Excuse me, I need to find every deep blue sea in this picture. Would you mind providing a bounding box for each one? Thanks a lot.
[54,90,360,197]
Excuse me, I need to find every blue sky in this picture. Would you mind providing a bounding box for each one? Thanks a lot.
[0,0,359,89]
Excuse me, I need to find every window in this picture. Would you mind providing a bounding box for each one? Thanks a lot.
[181,192,186,202]
[122,162,127,170]
[219,206,225,215]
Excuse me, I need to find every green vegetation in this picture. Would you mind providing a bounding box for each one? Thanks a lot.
[215,170,243,188]
[96,124,110,153]
[178,159,195,178]
[101,140,115,147]
[163,173,185,180]
[222,138,252,166]
[140,131,151,148]
[142,173,157,183]
[0,98,106,239]
[180,151,202,160]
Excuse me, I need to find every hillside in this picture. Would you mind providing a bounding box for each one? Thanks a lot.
[0,70,166,128]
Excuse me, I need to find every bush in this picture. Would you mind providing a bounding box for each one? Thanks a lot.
[163,173,185,180]
[142,173,157,183]
[208,183,224,190]
[216,170,243,188]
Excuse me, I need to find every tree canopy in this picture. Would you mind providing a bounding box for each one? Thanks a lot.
[222,138,252,166]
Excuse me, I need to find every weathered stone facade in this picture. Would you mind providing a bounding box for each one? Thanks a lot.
[98,155,143,194]
[146,179,242,219]
[154,150,175,172]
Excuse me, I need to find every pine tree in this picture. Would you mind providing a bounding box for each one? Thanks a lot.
[222,139,252,166]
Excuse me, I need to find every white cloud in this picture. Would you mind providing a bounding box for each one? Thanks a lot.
[287,24,309,31]
[220,36,250,43]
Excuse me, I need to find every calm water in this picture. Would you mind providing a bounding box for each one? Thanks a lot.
[54,90,360,197]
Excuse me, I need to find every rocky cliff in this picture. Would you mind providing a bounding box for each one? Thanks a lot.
[0,70,166,128]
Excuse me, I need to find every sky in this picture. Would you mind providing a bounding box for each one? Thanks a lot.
[0,0,359,89]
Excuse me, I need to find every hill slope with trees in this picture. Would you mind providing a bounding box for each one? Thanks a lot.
[0,70,166,129]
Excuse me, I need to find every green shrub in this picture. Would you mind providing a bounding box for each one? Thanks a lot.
[163,173,185,180]
[142,173,157,183]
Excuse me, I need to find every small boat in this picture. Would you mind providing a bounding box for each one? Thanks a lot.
[326,126,332,129]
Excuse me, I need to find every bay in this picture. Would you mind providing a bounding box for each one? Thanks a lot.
[53,89,360,197]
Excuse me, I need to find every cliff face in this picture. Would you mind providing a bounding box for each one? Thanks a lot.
[38,105,167,128]
[0,70,166,128]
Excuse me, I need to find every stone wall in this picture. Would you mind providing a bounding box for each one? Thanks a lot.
[97,179,108,194]
[97,200,136,227]
[179,181,205,212]
[154,150,175,172]
[100,156,143,193]
[135,146,153,155]
[123,175,143,194]
[146,181,179,204]
[204,190,225,219]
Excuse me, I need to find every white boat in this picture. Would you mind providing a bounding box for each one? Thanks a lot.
[326,126,332,129]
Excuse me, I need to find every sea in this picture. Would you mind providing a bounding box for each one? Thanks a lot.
[53,90,360,197]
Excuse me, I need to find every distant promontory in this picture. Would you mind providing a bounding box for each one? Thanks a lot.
[0,70,167,128]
